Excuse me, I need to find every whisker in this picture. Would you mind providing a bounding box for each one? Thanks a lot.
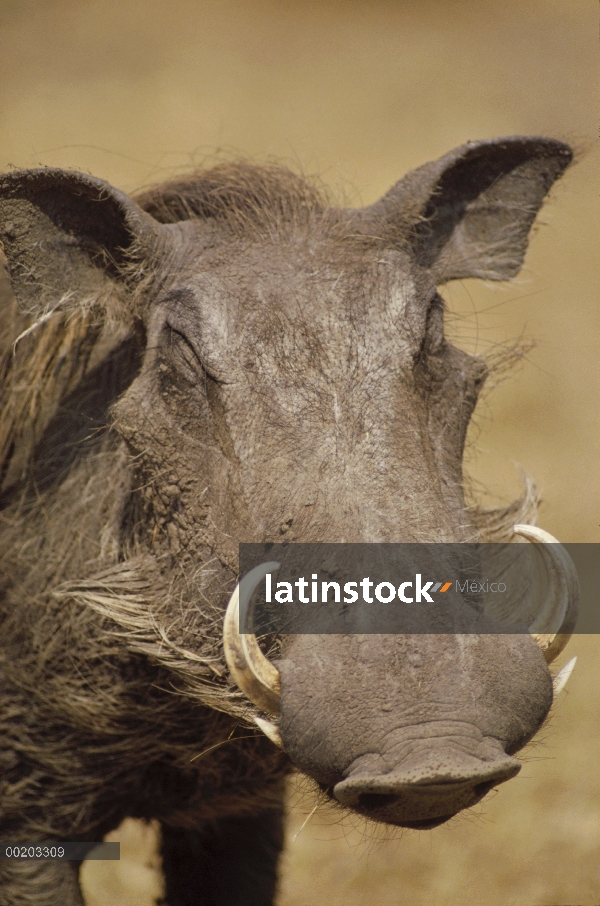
[189,732,256,763]
[292,802,320,841]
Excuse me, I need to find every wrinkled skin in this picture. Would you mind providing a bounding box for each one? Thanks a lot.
[0,137,570,904]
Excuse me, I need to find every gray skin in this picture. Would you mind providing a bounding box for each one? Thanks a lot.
[0,137,571,905]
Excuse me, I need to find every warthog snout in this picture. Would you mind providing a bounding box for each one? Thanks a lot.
[275,631,553,829]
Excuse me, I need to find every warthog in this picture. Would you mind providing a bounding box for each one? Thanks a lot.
[0,137,577,905]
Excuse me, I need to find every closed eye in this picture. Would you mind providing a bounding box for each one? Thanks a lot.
[414,293,445,365]
[425,293,445,347]
[164,324,204,383]
[164,323,228,388]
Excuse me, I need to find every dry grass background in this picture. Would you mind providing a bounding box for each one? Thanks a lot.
[1,0,598,903]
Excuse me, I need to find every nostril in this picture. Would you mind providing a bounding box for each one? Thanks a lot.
[473,779,497,799]
[357,792,398,812]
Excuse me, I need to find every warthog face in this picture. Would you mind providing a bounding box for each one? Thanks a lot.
[0,137,576,831]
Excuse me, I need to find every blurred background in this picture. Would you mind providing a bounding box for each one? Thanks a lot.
[1,0,598,903]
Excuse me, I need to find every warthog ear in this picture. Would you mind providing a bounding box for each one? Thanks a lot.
[0,167,166,318]
[0,169,167,493]
[369,137,572,283]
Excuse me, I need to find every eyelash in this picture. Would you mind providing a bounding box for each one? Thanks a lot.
[414,293,445,365]
[164,325,203,382]
[425,293,444,332]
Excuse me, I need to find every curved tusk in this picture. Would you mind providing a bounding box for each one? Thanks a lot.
[223,562,281,716]
[254,716,283,748]
[513,524,579,663]
[553,655,577,695]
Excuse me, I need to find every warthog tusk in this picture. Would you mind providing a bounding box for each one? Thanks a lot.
[553,656,577,695]
[513,524,579,663]
[254,716,283,748]
[223,562,281,716]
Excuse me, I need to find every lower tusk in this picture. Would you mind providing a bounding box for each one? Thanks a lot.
[553,656,577,695]
[254,716,283,748]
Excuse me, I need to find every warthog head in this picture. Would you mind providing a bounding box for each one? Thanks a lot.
[0,137,576,829]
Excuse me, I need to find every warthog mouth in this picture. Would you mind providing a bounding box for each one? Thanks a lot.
[399,815,454,830]
[330,790,458,829]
